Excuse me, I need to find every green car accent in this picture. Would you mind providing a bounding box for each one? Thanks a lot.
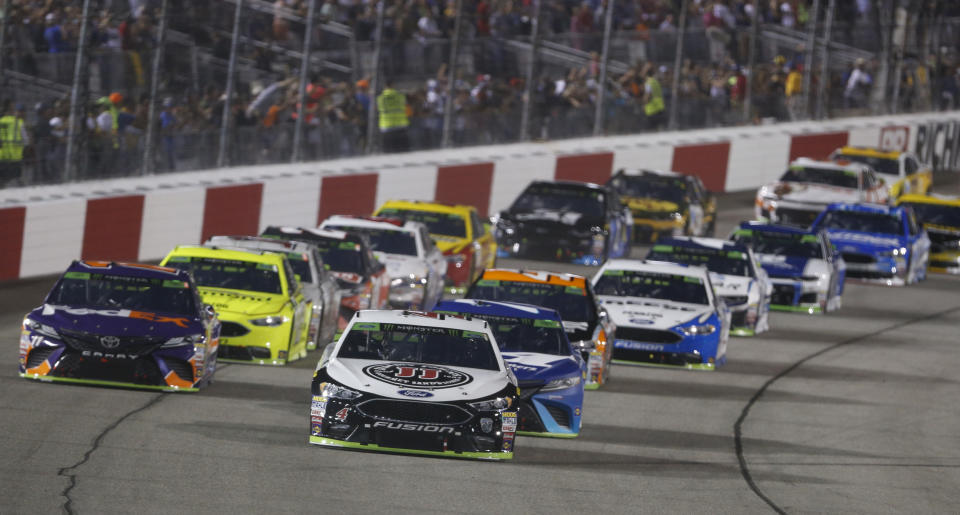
[583,382,601,391]
[20,373,200,392]
[730,327,756,337]
[612,359,717,371]
[516,430,579,439]
[308,436,513,460]
[770,304,823,314]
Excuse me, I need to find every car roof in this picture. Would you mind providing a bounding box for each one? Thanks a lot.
[205,235,314,254]
[377,200,474,216]
[528,180,607,192]
[833,146,902,160]
[261,226,365,245]
[433,299,563,321]
[613,168,685,179]
[790,157,872,173]
[896,193,960,207]
[736,220,819,236]
[320,215,420,233]
[348,309,491,332]
[65,260,189,281]
[478,268,588,288]
[654,236,751,254]
[599,258,710,280]
[165,245,287,265]
[823,202,903,216]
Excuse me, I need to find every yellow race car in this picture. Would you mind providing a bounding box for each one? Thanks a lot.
[374,200,497,294]
[830,146,932,199]
[607,169,717,243]
[895,193,960,274]
[160,246,312,365]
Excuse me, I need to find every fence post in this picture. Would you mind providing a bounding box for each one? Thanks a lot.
[63,0,93,183]
[743,0,759,122]
[441,0,463,148]
[217,0,243,168]
[0,0,9,85]
[365,0,385,155]
[801,0,820,120]
[668,0,688,130]
[815,0,835,119]
[293,0,318,163]
[593,0,615,136]
[142,0,169,176]
[519,0,543,142]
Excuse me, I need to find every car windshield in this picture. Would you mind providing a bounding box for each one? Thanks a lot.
[901,202,960,228]
[337,322,500,371]
[780,166,859,189]
[325,225,417,256]
[441,313,569,356]
[593,270,710,305]
[609,175,687,203]
[309,240,364,275]
[466,280,595,323]
[376,208,467,238]
[647,245,751,277]
[835,154,900,176]
[817,210,903,235]
[284,252,312,283]
[47,271,197,316]
[731,229,824,259]
[510,184,605,220]
[164,257,283,294]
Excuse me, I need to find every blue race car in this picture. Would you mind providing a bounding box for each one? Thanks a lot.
[590,259,731,370]
[811,203,931,286]
[19,261,220,391]
[493,181,633,266]
[433,299,585,438]
[730,222,846,314]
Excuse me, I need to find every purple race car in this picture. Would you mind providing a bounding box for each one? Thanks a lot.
[19,260,221,392]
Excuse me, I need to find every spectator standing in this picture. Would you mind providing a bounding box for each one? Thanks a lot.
[43,12,69,53]
[843,58,872,109]
[0,102,29,185]
[159,97,178,171]
[642,63,666,130]
[785,63,803,119]
[31,102,55,184]
[378,79,410,153]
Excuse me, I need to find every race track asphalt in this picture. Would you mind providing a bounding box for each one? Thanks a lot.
[1,186,958,514]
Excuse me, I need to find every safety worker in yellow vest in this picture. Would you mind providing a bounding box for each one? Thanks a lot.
[377,79,410,153]
[642,63,666,131]
[0,102,30,185]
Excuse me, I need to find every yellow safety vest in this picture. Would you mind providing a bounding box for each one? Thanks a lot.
[644,77,665,116]
[377,88,409,130]
[0,115,25,161]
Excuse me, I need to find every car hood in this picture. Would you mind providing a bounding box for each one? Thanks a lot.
[375,252,429,279]
[624,197,681,213]
[498,352,582,383]
[709,273,754,298]
[505,209,604,232]
[198,288,288,316]
[766,182,860,205]
[825,230,905,252]
[597,295,712,330]
[325,357,511,401]
[431,236,471,254]
[31,303,200,340]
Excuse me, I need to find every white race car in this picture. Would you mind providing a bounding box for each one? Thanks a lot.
[309,310,519,460]
[319,216,447,311]
[755,158,889,228]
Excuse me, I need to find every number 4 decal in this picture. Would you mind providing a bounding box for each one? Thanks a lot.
[335,408,349,422]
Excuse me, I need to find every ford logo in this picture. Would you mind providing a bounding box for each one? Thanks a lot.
[397,389,434,398]
[100,335,121,349]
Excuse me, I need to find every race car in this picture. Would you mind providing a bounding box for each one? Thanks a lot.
[434,299,585,438]
[646,237,771,337]
[465,269,614,390]
[830,146,932,198]
[492,180,632,265]
[260,226,390,329]
[755,158,889,227]
[895,194,960,274]
[811,203,930,286]
[20,260,219,391]
[205,235,341,350]
[373,201,497,294]
[730,222,846,314]
[591,259,730,370]
[607,168,717,242]
[309,310,519,460]
[160,246,311,364]
[318,216,447,310]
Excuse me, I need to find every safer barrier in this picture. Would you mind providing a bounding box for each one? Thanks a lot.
[2,110,959,281]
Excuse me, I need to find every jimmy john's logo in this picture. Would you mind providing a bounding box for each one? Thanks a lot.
[362,363,472,389]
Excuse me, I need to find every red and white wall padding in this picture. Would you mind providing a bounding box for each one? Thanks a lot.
[3,111,959,280]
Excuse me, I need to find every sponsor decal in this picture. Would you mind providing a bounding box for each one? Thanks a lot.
[100,336,121,349]
[614,340,665,352]
[278,351,287,360]
[502,441,512,451]
[574,407,581,416]
[42,304,191,328]
[880,126,910,152]
[311,424,323,435]
[311,398,327,418]
[372,421,456,433]
[362,363,473,389]
[629,318,655,325]
[502,412,518,432]
[915,121,960,171]
[334,408,349,422]
[80,350,141,360]
[828,231,901,247]
[397,389,434,398]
